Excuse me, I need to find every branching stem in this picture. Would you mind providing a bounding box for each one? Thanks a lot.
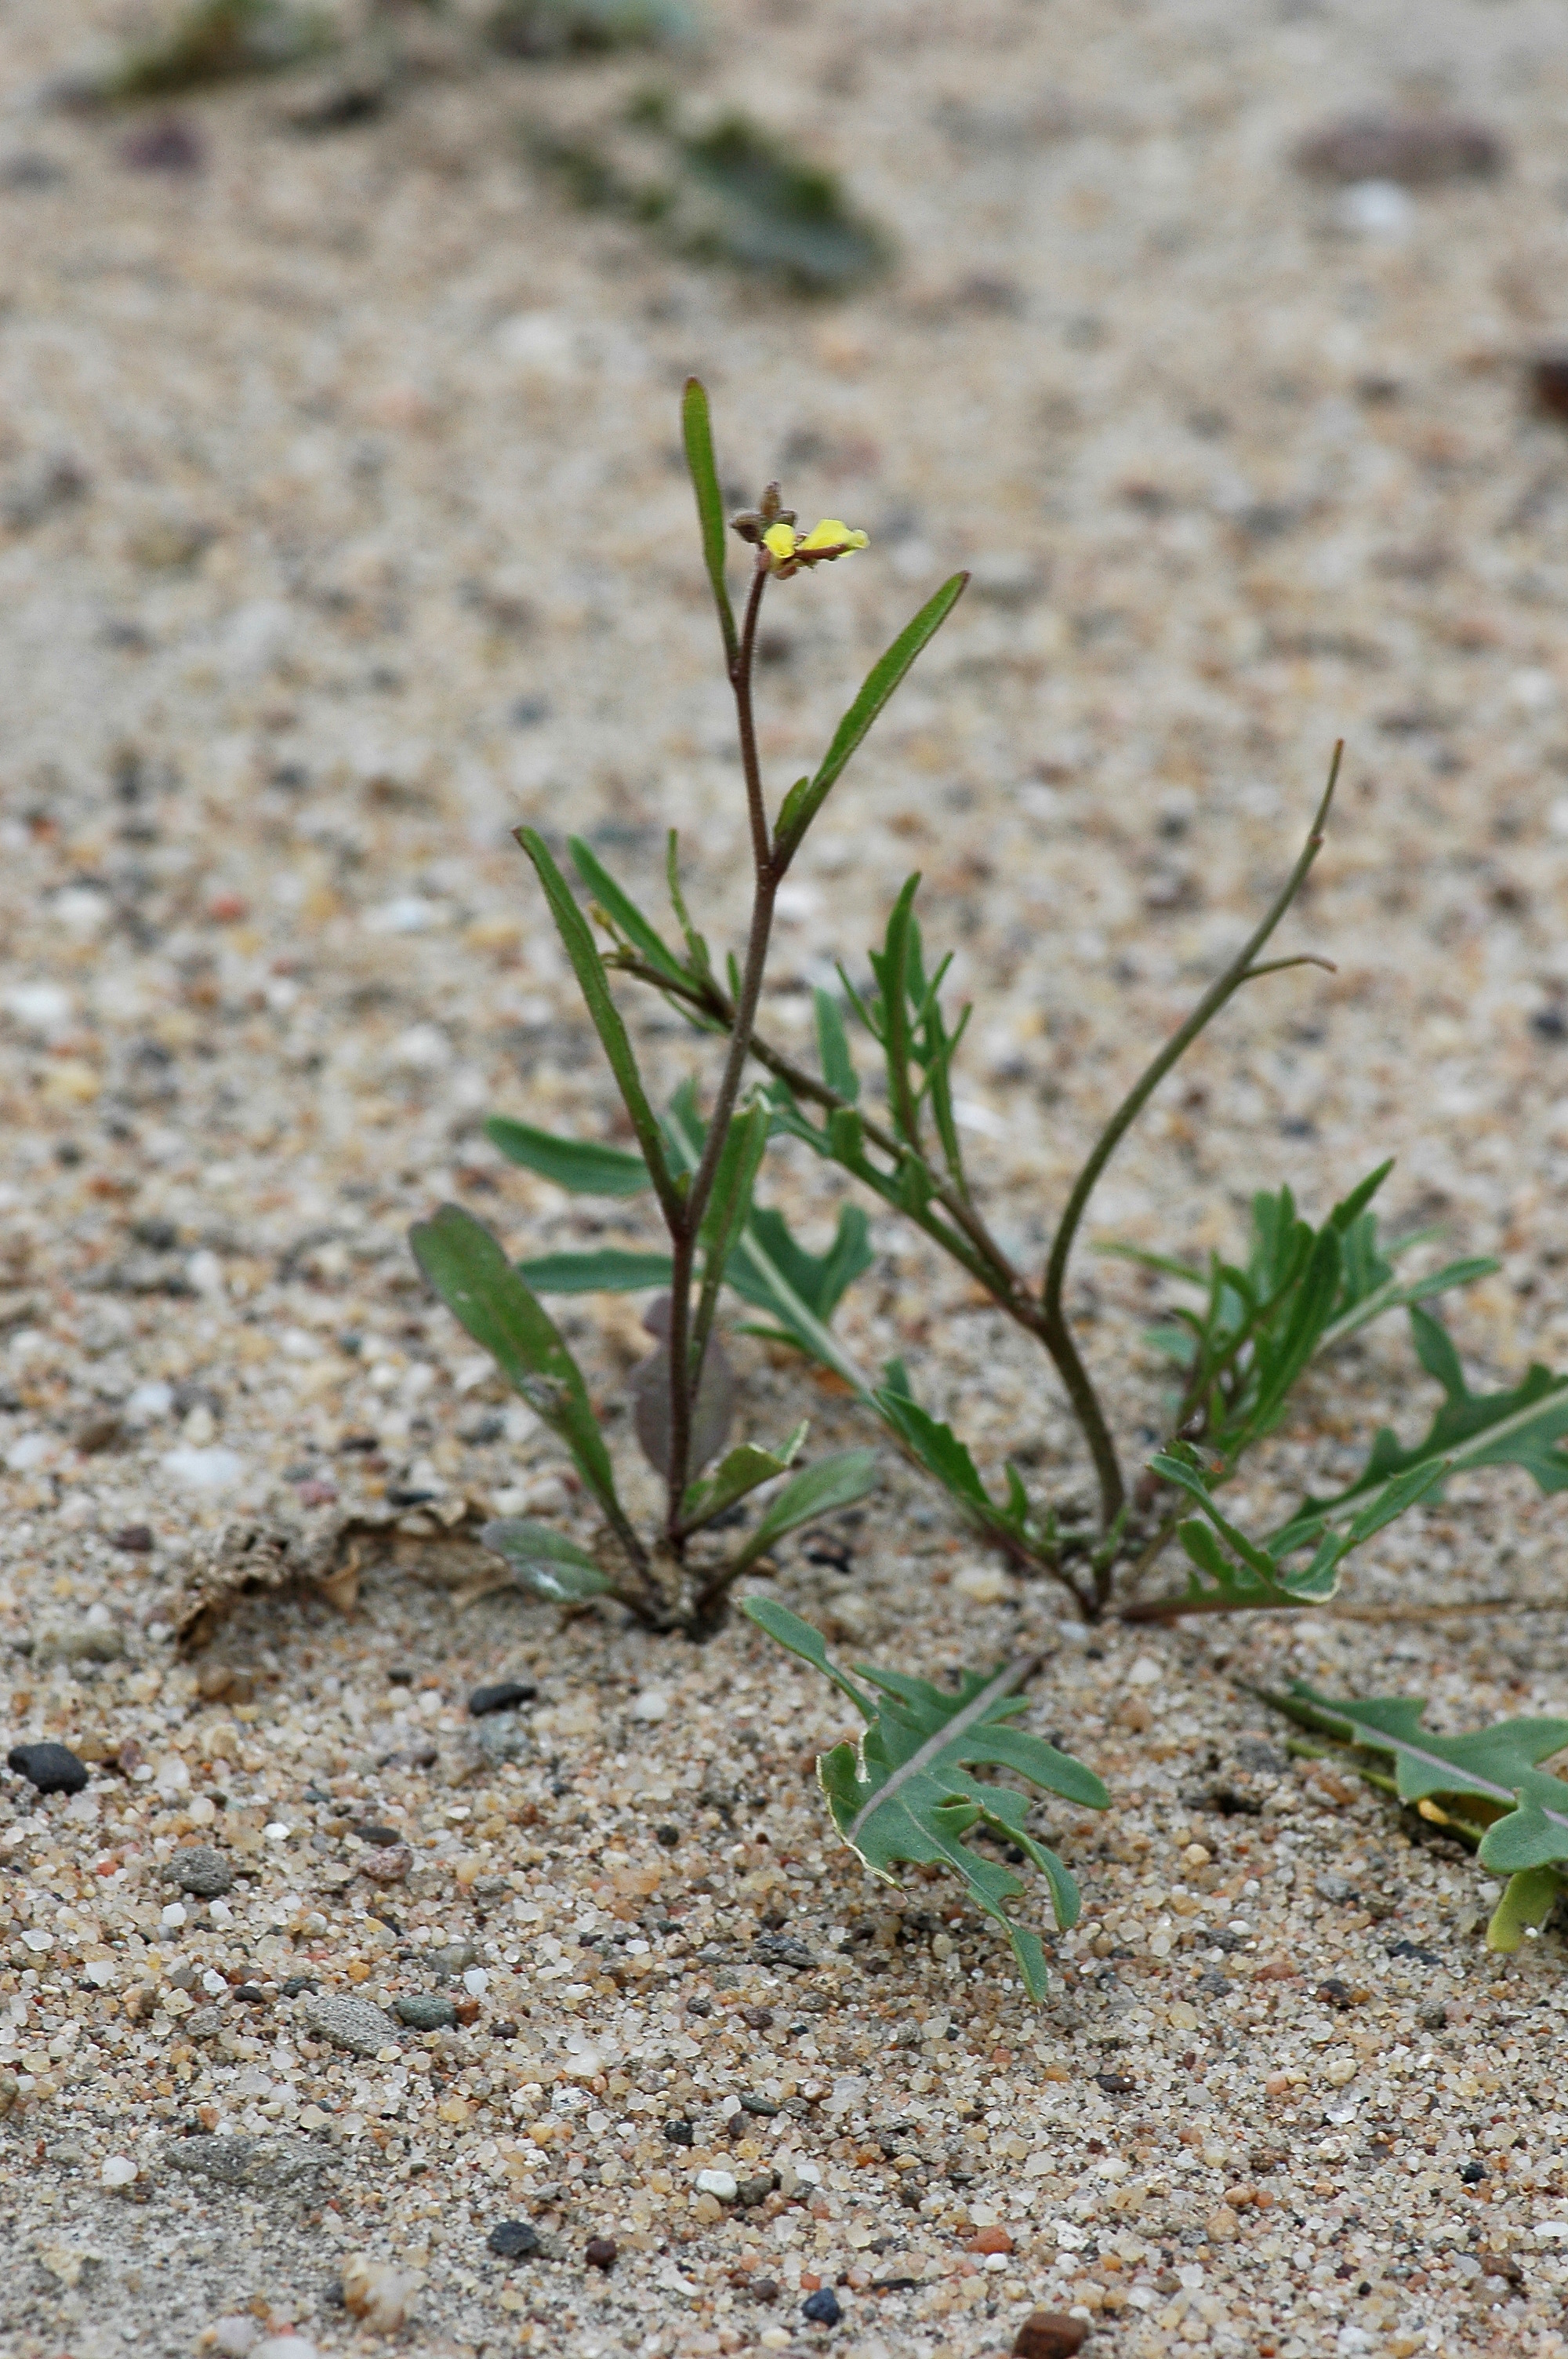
[1040,742,1343,1557]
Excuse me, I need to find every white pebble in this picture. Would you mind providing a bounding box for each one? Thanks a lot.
[462,1967,488,1997]
[342,2253,419,2331]
[209,2322,258,2358]
[161,1445,248,1495]
[1126,1655,1163,1688]
[250,2341,319,2359]
[264,1822,292,1842]
[953,1562,1010,1604]
[100,2154,136,2188]
[631,1688,670,1722]
[153,1755,191,1799]
[695,2168,738,2201]
[161,1903,187,1928]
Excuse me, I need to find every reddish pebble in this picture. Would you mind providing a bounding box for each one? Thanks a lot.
[208,892,249,922]
[1013,2313,1089,2359]
[584,2235,617,2272]
[967,2224,1014,2255]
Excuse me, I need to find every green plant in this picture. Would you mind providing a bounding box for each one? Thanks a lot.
[526,105,886,293]
[408,382,1567,1985]
[94,0,332,102]
[742,1601,1109,1995]
[1261,1682,1568,1953]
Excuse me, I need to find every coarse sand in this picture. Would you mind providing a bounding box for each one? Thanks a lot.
[2,2,1568,2354]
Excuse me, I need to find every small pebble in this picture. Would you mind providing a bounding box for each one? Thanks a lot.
[487,2218,541,2259]
[663,2117,695,2145]
[801,2286,842,2325]
[302,1992,400,2059]
[584,2234,618,2270]
[342,2253,419,2330]
[1012,2314,1088,2359]
[111,1525,154,1552]
[695,2168,739,2202]
[468,1679,537,1715]
[358,1843,412,1883]
[100,2154,137,2187]
[209,2321,259,2358]
[426,1940,479,1978]
[250,2341,319,2359]
[394,1993,456,2030]
[168,1845,234,1899]
[6,1742,89,1795]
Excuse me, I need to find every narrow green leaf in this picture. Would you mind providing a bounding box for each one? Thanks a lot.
[515,828,681,1224]
[485,1114,651,1198]
[682,376,737,663]
[410,1205,624,1526]
[682,1420,808,1531]
[875,1385,991,1511]
[1486,1866,1562,1953]
[517,1248,673,1294]
[568,838,690,990]
[738,1597,875,1719]
[726,1448,879,1575]
[480,1517,613,1605]
[814,987,859,1103]
[774,574,969,863]
[727,1203,873,1324]
[742,1606,1108,1998]
[699,1100,770,1263]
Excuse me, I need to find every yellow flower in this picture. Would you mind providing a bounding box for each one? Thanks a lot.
[762,517,869,576]
[798,519,869,555]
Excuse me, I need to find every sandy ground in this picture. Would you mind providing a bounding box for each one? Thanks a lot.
[2,0,1568,2354]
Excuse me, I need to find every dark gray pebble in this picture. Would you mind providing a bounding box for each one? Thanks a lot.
[488,2219,541,2259]
[469,1680,537,1717]
[167,1845,234,1899]
[7,1743,88,1795]
[394,1993,456,2030]
[802,2286,842,2325]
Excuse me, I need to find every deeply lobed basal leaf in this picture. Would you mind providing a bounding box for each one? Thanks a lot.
[742,1600,1107,1996]
[1262,1681,1568,1951]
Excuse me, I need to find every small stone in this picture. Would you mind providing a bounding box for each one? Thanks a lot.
[354,1823,402,1845]
[468,1679,537,1716]
[111,1525,155,1552]
[160,2135,325,2193]
[967,2224,1013,2255]
[358,1843,412,1884]
[394,1993,456,2030]
[426,1941,479,1979]
[801,2285,842,2325]
[475,1712,530,1766]
[168,1845,234,1899]
[251,2341,319,2359]
[663,2117,695,2145]
[0,2072,20,2117]
[34,1620,123,1666]
[1294,109,1505,187]
[209,2321,260,2357]
[631,1688,669,1721]
[302,1992,400,2059]
[7,1742,89,1795]
[342,2253,418,2330]
[100,2154,136,2187]
[1013,2315,1088,2359]
[487,2218,542,2259]
[753,1931,817,1970]
[695,2167,739,2202]
[584,2234,618,2270]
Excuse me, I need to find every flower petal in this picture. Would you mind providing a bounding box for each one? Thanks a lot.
[763,523,798,561]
